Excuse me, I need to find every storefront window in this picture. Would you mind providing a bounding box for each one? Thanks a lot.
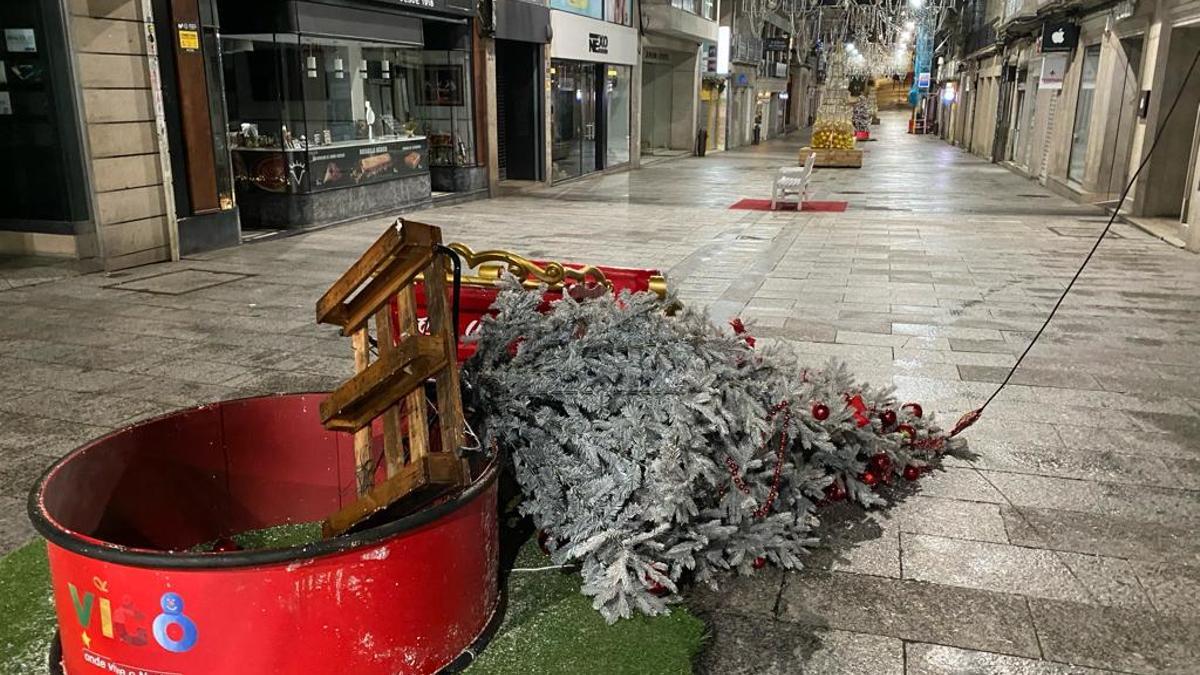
[1067,44,1101,184]
[223,32,476,198]
[605,0,632,26]
[605,65,631,166]
[420,50,477,169]
[553,0,631,25]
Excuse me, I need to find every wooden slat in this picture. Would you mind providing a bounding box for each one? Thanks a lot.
[315,219,440,329]
[373,305,404,477]
[322,453,463,537]
[350,328,373,495]
[394,287,430,463]
[422,255,468,481]
[320,336,448,433]
[316,224,403,326]
[335,247,436,337]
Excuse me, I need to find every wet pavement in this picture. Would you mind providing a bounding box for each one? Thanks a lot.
[3,112,1199,673]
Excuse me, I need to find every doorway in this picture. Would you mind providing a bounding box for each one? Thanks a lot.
[551,59,600,181]
[496,40,543,182]
[1142,26,1200,219]
[641,60,673,150]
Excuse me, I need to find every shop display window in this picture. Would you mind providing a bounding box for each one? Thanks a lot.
[222,33,475,195]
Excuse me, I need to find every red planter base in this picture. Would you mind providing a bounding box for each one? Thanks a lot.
[31,394,500,675]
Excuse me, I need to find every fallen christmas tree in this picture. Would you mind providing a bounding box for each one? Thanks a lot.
[465,278,964,623]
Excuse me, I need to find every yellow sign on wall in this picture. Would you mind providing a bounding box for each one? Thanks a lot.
[178,27,199,51]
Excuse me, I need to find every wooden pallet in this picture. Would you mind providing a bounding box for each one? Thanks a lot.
[801,147,863,168]
[316,219,469,537]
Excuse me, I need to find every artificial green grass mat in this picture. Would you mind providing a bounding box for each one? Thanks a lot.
[189,520,324,552]
[0,537,705,674]
[0,542,54,673]
[465,540,706,675]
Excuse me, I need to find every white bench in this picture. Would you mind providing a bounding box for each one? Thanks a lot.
[771,152,817,211]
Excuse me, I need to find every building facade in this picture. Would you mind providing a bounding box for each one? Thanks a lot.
[718,5,815,150]
[937,0,1200,249]
[639,0,718,156]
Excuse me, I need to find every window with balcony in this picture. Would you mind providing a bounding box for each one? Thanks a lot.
[551,0,633,25]
[669,0,715,20]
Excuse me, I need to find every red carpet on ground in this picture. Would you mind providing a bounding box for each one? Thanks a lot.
[729,198,848,212]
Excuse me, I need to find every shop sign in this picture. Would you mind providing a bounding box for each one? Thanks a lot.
[1039,53,1067,90]
[4,29,37,54]
[380,0,475,16]
[1040,22,1078,52]
[232,138,429,195]
[764,37,789,52]
[917,72,931,89]
[644,48,671,64]
[550,10,637,65]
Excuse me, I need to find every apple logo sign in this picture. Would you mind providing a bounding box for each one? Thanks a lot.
[1051,28,1065,44]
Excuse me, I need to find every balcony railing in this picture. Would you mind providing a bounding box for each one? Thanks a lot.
[732,34,764,64]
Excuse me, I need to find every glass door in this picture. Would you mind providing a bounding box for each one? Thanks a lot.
[551,60,580,179]
[551,60,599,180]
[1068,45,1101,184]
[605,65,631,165]
[580,64,598,174]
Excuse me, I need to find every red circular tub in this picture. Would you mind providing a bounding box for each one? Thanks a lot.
[28,393,500,675]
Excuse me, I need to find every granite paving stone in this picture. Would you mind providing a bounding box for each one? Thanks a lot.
[777,570,1042,658]
[886,495,1010,544]
[694,614,904,675]
[1028,598,1200,674]
[904,642,1122,675]
[900,533,1148,607]
[1001,505,1200,566]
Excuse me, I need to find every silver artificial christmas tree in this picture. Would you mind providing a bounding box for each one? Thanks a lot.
[466,278,964,623]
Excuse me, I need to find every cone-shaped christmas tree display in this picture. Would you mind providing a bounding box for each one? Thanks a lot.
[465,279,964,623]
[811,51,857,151]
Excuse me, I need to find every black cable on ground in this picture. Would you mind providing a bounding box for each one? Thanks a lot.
[950,45,1200,436]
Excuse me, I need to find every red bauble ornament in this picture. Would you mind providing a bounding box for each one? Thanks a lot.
[752,556,767,569]
[743,335,757,348]
[897,424,917,441]
[861,471,878,487]
[506,337,525,358]
[646,564,670,596]
[824,480,846,501]
[812,403,830,421]
[211,537,242,553]
[902,402,924,418]
[730,317,747,334]
[869,453,891,473]
[880,409,897,428]
[903,465,922,481]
